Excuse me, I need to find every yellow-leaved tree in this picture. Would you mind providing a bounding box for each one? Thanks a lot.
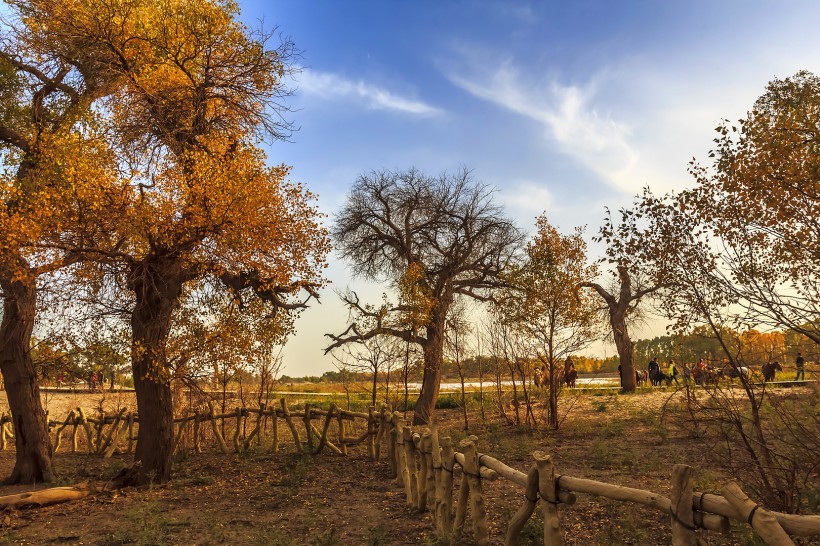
[30,0,330,484]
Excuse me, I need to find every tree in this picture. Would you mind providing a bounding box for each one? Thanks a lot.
[687,70,820,344]
[582,204,670,392]
[500,216,600,428]
[0,1,122,483]
[327,168,523,424]
[37,0,329,484]
[330,303,399,406]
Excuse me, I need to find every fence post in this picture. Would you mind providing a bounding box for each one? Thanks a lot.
[304,403,314,452]
[670,464,697,546]
[232,407,242,453]
[422,430,436,512]
[208,402,229,454]
[722,481,796,546]
[439,435,455,537]
[337,409,347,456]
[534,451,563,546]
[387,416,397,475]
[271,407,279,452]
[402,426,419,508]
[279,399,302,452]
[465,438,490,545]
[193,413,202,453]
[393,416,406,488]
[505,465,539,546]
[367,406,376,461]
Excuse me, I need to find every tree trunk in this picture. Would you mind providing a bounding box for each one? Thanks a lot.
[413,325,444,425]
[123,259,184,485]
[0,269,55,484]
[611,309,636,392]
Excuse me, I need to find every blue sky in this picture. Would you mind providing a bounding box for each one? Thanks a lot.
[238,1,820,376]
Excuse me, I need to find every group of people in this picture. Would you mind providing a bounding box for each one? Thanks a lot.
[625,353,808,387]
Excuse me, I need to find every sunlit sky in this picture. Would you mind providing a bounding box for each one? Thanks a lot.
[238,0,820,376]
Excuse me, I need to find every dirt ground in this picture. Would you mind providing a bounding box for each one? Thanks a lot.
[0,386,817,545]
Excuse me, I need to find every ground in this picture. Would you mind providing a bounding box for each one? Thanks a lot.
[0,384,817,545]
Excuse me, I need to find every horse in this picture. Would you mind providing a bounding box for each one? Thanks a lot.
[534,366,544,388]
[761,361,782,382]
[725,366,751,380]
[564,369,577,388]
[649,369,670,387]
[635,370,648,386]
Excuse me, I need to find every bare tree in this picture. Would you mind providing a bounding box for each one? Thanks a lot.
[330,329,399,406]
[326,168,523,424]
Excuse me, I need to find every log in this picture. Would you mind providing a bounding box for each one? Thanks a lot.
[416,431,430,511]
[422,431,436,512]
[559,475,726,534]
[308,423,343,455]
[280,399,302,452]
[208,403,230,454]
[670,464,697,546]
[394,418,407,490]
[0,485,93,509]
[534,451,562,546]
[465,439,490,546]
[722,481,795,546]
[505,465,539,546]
[242,405,265,452]
[336,408,346,456]
[271,407,279,453]
[693,492,820,537]
[304,403,314,452]
[76,408,95,453]
[374,406,387,460]
[232,407,242,453]
[314,404,336,455]
[439,436,456,536]
[193,414,202,453]
[53,410,76,453]
[104,413,133,459]
[387,419,396,476]
[454,452,499,481]
[100,409,127,455]
[367,406,376,461]
[126,414,135,454]
[402,426,420,508]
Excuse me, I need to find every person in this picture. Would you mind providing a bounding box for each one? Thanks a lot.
[617,363,623,387]
[667,360,679,386]
[564,355,573,376]
[648,357,660,376]
[795,352,805,381]
[682,362,691,385]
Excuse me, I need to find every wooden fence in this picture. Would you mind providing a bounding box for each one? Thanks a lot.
[1,402,819,544]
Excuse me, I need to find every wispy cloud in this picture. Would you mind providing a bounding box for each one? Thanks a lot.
[445,62,639,193]
[298,70,442,117]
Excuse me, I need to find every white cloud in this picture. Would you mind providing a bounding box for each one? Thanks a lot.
[499,180,552,219]
[446,62,639,193]
[298,70,443,117]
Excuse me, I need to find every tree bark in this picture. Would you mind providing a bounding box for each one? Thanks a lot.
[413,325,443,425]
[124,258,184,485]
[0,269,55,484]
[611,307,636,392]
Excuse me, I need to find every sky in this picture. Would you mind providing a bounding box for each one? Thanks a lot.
[237,0,820,376]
